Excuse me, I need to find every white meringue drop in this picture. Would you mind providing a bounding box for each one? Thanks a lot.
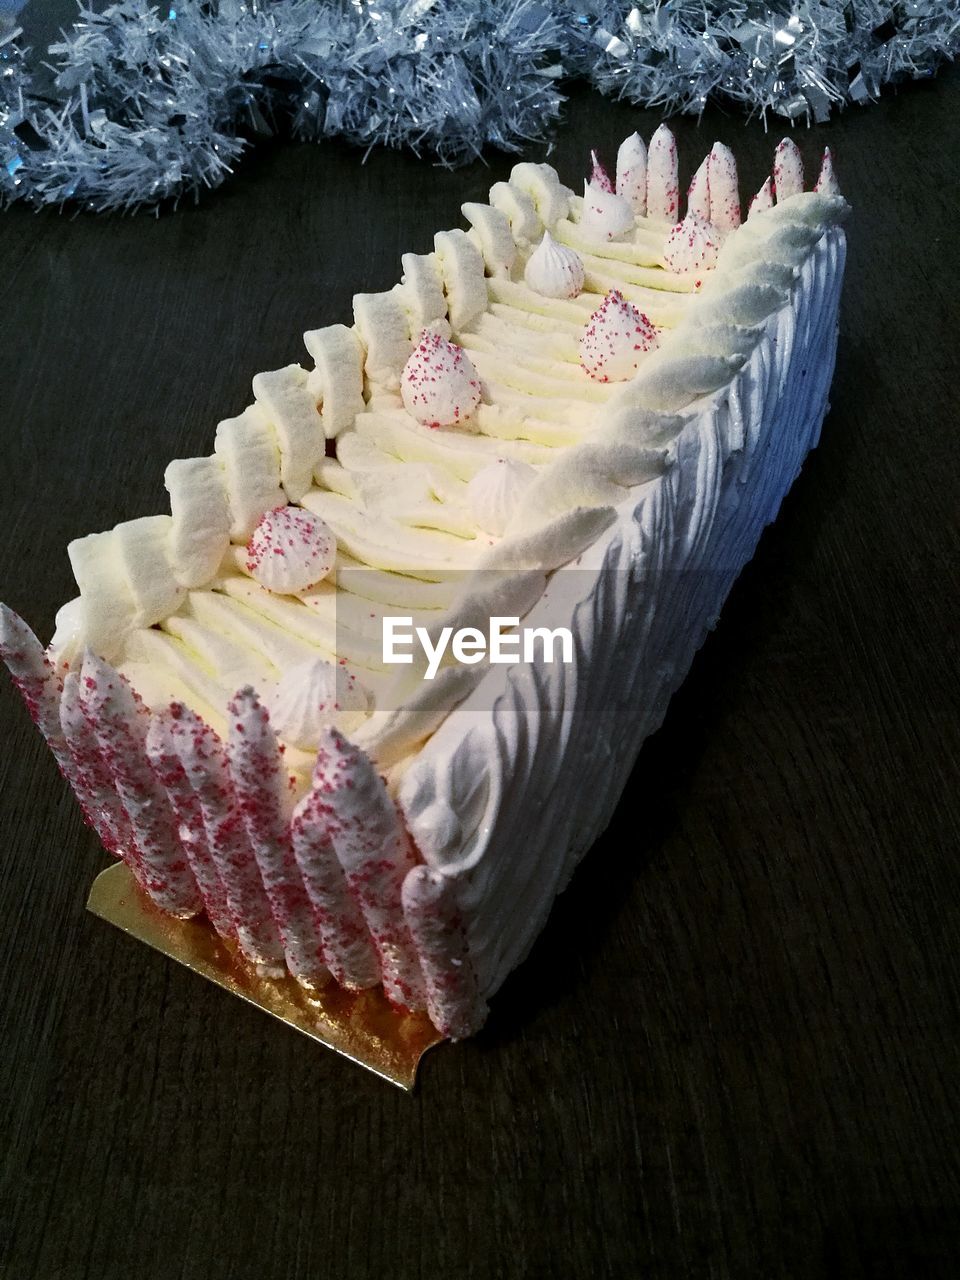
[581,179,634,241]
[266,657,368,750]
[245,505,336,594]
[523,231,585,300]
[467,458,538,537]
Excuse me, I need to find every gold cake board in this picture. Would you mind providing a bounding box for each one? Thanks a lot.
[87,861,445,1091]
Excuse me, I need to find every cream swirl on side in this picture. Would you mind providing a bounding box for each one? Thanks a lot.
[401,329,482,428]
[579,290,660,383]
[523,231,585,300]
[245,505,336,593]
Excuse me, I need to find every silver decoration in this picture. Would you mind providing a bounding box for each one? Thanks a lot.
[570,1,960,125]
[1,0,958,212]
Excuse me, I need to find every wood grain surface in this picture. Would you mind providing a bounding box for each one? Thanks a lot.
[1,56,959,1280]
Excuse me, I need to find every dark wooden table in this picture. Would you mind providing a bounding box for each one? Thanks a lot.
[1,57,959,1280]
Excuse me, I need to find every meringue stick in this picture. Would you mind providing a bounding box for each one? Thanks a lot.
[227,687,327,986]
[0,603,64,737]
[646,123,679,223]
[0,605,119,853]
[61,670,141,873]
[145,708,235,941]
[774,137,804,202]
[316,727,427,1011]
[401,865,488,1040]
[80,650,202,918]
[289,779,382,991]
[170,703,286,974]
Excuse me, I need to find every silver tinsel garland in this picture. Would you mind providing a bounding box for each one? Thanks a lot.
[1,0,958,212]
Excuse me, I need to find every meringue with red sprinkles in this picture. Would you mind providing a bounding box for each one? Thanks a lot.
[245,504,336,594]
[578,290,660,383]
[401,329,482,428]
[663,212,720,275]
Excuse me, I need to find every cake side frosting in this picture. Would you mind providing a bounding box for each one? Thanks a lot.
[399,228,846,998]
[1,132,848,1037]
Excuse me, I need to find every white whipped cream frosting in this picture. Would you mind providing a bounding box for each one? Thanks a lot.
[400,227,847,1000]
[400,329,482,428]
[522,231,585,300]
[245,505,336,593]
[466,459,538,537]
[581,179,634,241]
[578,290,660,382]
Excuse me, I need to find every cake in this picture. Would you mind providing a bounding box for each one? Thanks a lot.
[0,127,848,1043]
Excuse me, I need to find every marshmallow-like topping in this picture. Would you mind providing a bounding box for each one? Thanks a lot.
[581,179,634,241]
[616,132,647,214]
[401,329,482,428]
[578,290,660,383]
[245,505,336,593]
[523,231,585,300]
[663,212,721,275]
[467,458,538,537]
[266,657,368,749]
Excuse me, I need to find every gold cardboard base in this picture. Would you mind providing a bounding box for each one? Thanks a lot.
[87,861,445,1090]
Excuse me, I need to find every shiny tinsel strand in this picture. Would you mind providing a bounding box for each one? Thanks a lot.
[1,0,958,213]
[568,1,960,125]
